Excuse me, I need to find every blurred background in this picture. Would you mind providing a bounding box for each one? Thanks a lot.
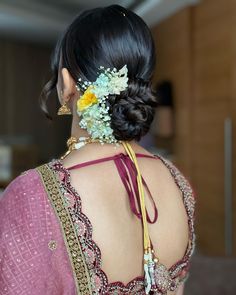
[0,0,235,293]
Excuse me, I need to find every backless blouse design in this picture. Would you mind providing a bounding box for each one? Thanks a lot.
[0,152,196,295]
[48,152,196,294]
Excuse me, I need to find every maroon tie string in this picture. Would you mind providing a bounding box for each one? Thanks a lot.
[66,153,158,224]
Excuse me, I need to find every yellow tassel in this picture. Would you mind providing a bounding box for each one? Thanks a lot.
[121,142,151,251]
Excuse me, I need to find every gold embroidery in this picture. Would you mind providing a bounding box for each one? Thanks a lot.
[48,240,57,250]
[36,164,92,295]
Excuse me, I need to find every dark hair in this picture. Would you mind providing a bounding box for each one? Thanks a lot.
[40,4,158,141]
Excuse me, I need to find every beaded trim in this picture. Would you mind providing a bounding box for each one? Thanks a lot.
[45,155,196,295]
[36,164,93,295]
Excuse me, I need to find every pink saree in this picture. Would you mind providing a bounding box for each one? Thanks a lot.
[0,154,196,295]
[0,167,80,295]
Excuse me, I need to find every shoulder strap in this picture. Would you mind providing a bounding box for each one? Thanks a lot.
[36,163,93,295]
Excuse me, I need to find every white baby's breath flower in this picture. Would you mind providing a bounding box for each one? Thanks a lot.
[76,64,129,143]
[118,65,128,76]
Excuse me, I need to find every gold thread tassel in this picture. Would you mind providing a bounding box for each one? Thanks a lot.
[121,142,157,294]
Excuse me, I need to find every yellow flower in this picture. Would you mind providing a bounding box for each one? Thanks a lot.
[77,86,98,112]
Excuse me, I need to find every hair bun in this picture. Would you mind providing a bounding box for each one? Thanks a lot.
[109,78,158,141]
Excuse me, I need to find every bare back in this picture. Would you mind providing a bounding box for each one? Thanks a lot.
[61,143,196,295]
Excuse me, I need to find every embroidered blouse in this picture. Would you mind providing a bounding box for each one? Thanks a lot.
[0,152,196,295]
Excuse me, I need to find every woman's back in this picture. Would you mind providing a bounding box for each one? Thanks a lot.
[56,142,195,294]
[0,143,195,295]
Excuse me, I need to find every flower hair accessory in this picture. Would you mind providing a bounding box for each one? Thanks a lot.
[76,65,129,143]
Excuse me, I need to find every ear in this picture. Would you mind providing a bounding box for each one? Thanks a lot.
[61,68,77,102]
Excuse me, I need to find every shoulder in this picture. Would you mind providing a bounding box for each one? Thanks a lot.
[0,163,53,247]
[154,154,196,216]
[1,168,42,202]
[0,162,52,213]
[155,155,195,191]
[153,154,197,260]
[0,163,63,294]
[0,168,42,247]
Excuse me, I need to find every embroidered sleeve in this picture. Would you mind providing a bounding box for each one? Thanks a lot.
[0,169,74,294]
[0,171,36,294]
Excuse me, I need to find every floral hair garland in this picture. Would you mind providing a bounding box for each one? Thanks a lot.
[76,65,128,143]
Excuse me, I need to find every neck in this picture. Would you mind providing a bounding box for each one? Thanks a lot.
[71,111,90,139]
[70,112,138,154]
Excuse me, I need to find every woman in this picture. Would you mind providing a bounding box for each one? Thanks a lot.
[0,5,196,295]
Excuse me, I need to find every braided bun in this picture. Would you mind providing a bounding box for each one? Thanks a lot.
[109,79,158,141]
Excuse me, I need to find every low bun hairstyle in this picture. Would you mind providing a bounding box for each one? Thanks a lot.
[40,4,158,141]
[109,79,157,141]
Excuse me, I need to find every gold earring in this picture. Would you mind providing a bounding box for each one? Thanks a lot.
[58,90,71,115]
[57,103,71,115]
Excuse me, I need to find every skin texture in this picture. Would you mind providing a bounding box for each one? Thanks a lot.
[57,68,187,294]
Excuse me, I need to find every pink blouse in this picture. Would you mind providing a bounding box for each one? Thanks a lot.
[0,152,196,294]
